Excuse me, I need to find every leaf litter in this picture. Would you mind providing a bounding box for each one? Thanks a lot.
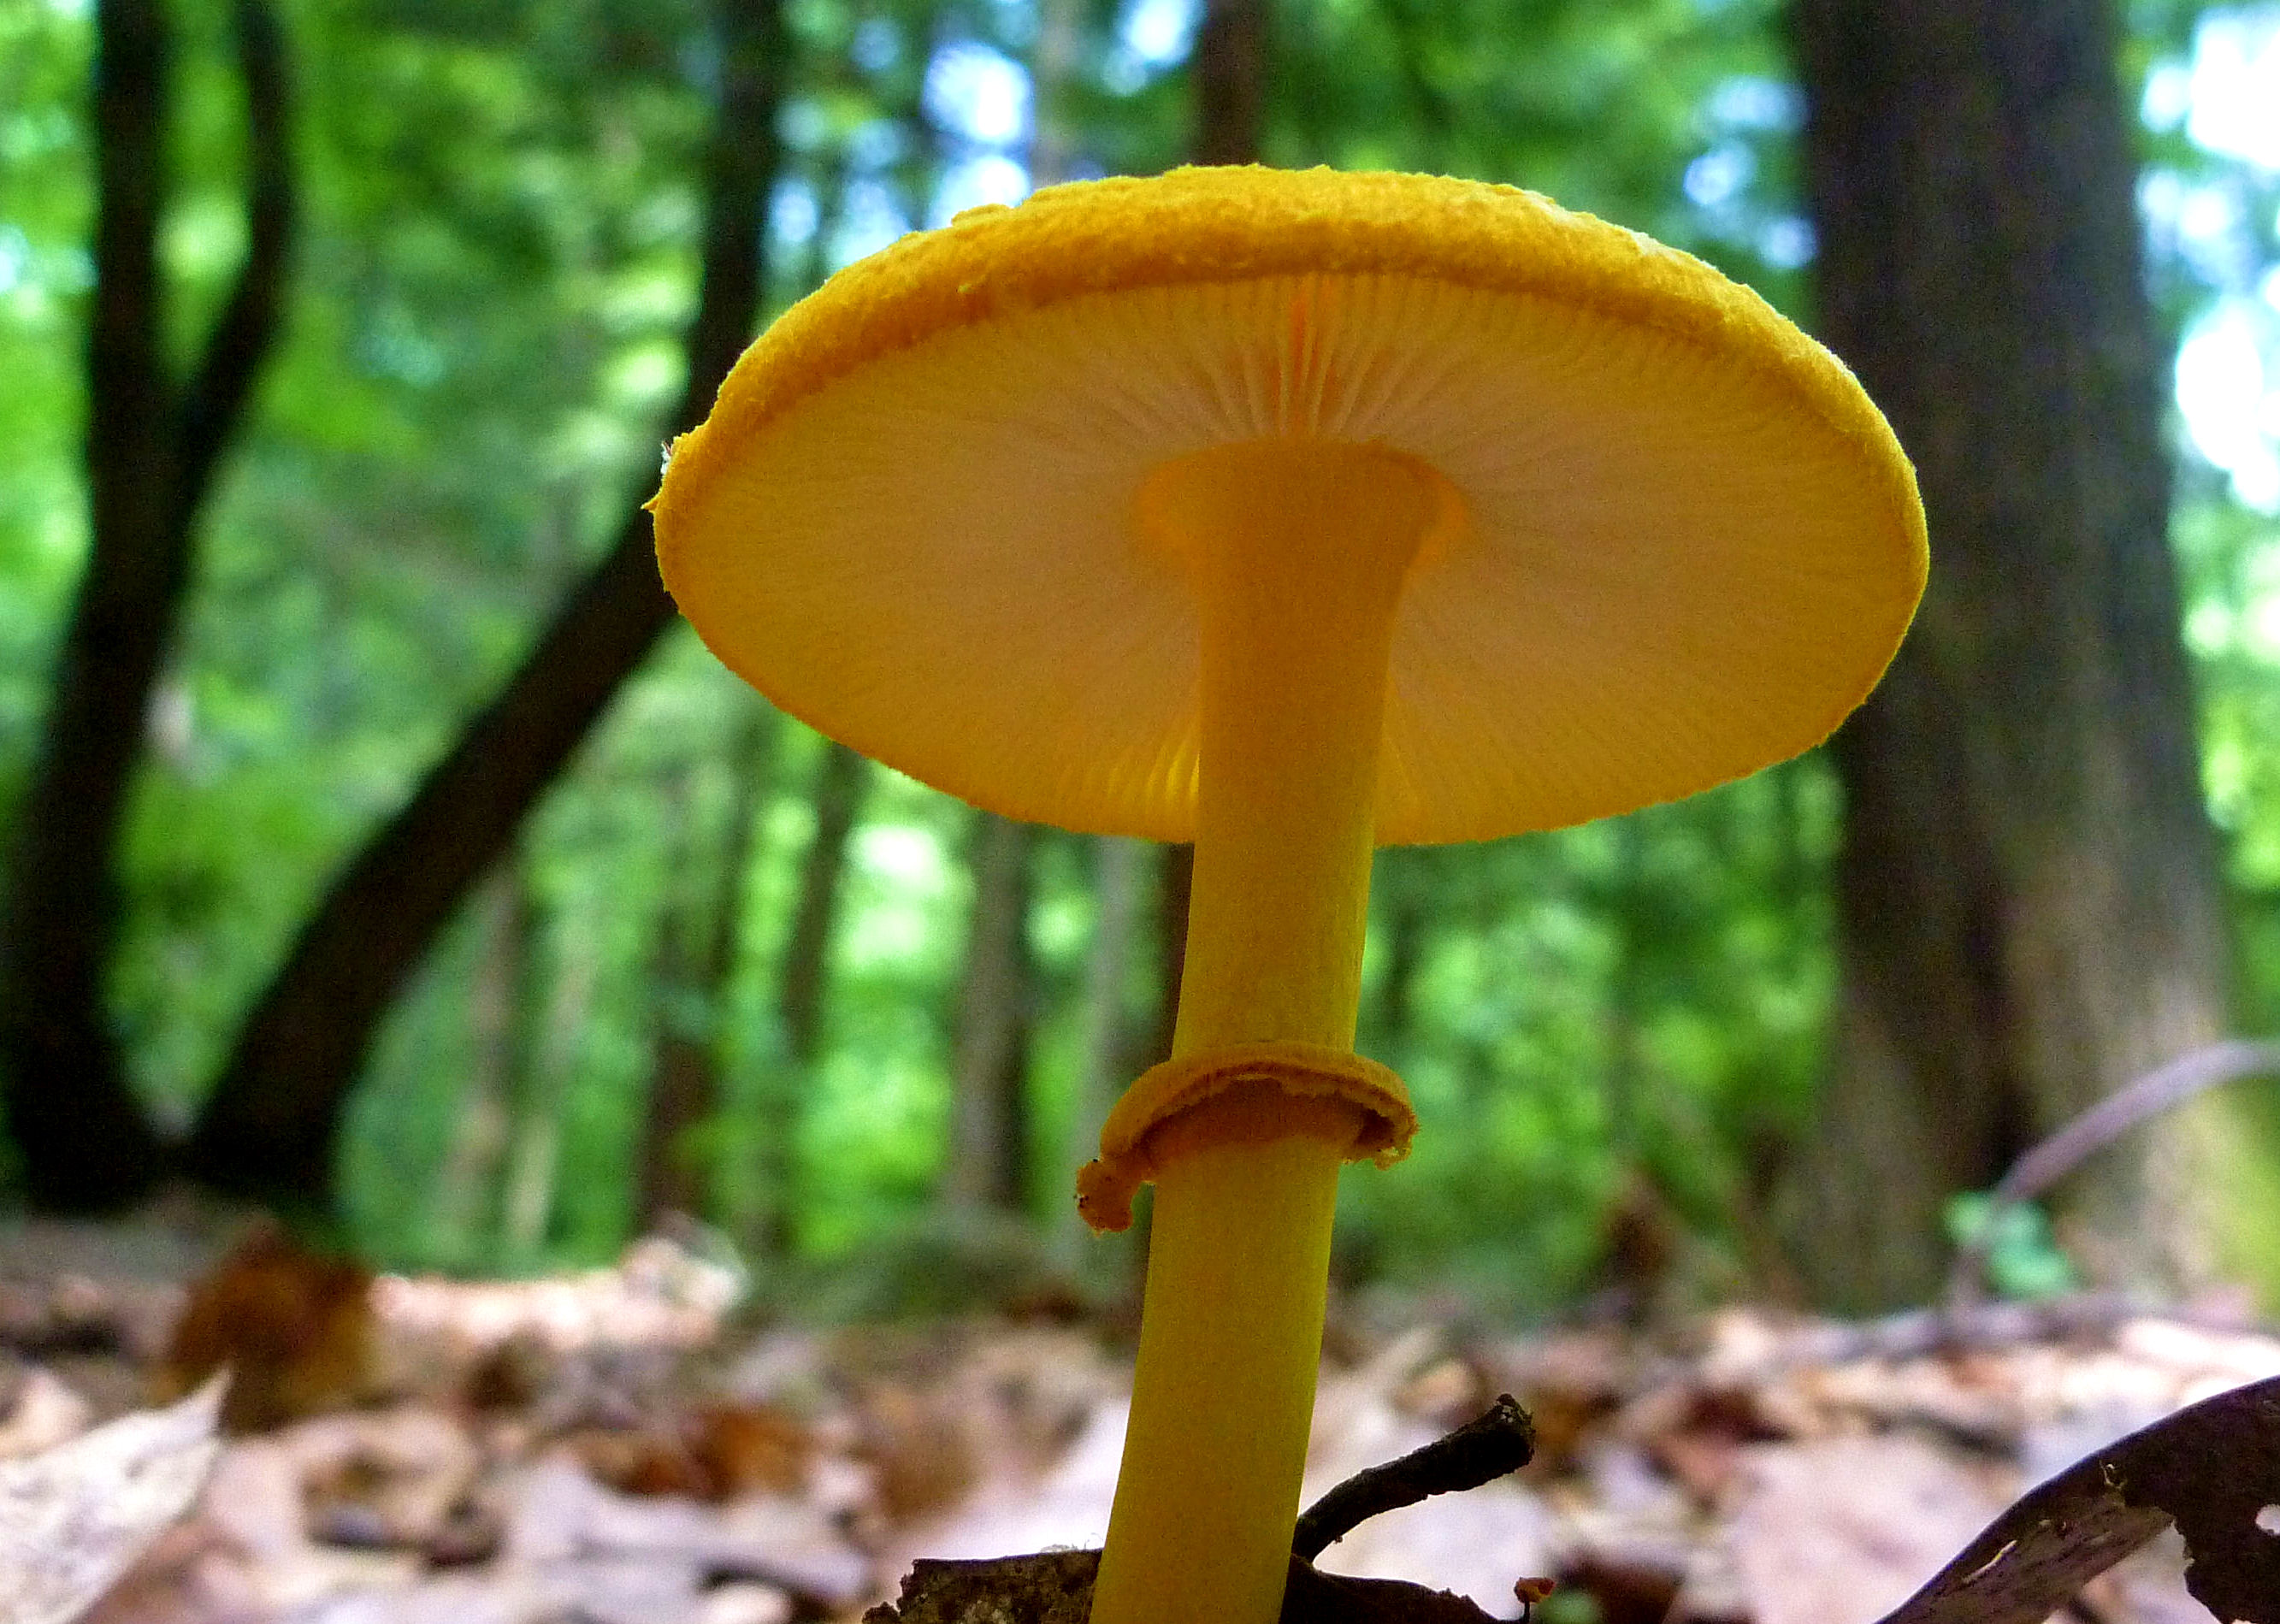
[0,1212,2275,1624]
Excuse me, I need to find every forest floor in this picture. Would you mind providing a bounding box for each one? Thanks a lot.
[0,1203,2251,1624]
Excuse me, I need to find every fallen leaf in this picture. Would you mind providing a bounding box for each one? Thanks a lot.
[1728,1434,2016,1624]
[161,1224,373,1433]
[1876,1371,2280,1624]
[0,1375,224,1624]
[0,1369,92,1460]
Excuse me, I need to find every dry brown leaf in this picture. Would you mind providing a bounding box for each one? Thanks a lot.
[1875,1371,2280,1624]
[0,1375,223,1624]
[160,1225,374,1433]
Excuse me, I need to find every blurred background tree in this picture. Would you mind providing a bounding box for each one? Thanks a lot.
[3,0,2280,1316]
[1786,0,2253,1308]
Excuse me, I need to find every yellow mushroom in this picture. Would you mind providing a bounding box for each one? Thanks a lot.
[653,166,1925,1624]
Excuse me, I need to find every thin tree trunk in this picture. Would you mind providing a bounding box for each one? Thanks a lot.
[499,906,600,1261]
[1601,817,1649,1164]
[1066,835,1144,1243]
[188,0,789,1208]
[1190,0,1267,166]
[1370,849,1431,1072]
[1143,844,1194,1072]
[638,704,778,1227]
[747,739,868,1257]
[0,0,293,1210]
[638,770,710,1226]
[946,813,1038,1211]
[433,869,531,1254]
[1787,0,2237,1306]
[1031,0,1082,184]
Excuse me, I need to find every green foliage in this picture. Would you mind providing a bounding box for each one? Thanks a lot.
[1338,758,1836,1312]
[1945,1195,2080,1302]
[0,0,93,826]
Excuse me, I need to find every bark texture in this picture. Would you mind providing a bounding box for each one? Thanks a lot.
[1788,0,2239,1306]
[188,0,788,1206]
[0,0,294,1208]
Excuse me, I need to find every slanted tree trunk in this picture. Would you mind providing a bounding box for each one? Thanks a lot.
[187,0,789,1209]
[1787,0,2239,1306]
[946,813,1039,1212]
[0,0,293,1210]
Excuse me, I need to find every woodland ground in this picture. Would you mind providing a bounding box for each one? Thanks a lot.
[0,1203,2250,1624]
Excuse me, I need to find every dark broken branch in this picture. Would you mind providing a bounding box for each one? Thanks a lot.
[864,1549,1501,1624]
[1876,1371,2280,1624]
[863,1397,1538,1623]
[1291,1393,1535,1562]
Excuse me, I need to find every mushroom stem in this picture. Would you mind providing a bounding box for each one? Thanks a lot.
[1167,440,1439,1056]
[1092,440,1437,1624]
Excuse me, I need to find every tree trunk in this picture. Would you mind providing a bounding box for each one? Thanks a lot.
[946,813,1038,1212]
[0,0,293,1210]
[747,739,868,1257]
[1787,0,2238,1307]
[1190,0,1267,166]
[1067,835,1145,1239]
[637,705,778,1228]
[1030,0,1083,184]
[499,903,600,1261]
[1601,817,1650,1165]
[432,868,532,1255]
[187,0,789,1209]
[638,769,710,1228]
[1367,852,1428,1071]
[640,964,716,1226]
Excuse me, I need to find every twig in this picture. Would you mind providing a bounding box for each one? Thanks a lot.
[1291,1393,1534,1562]
[1946,1039,2280,1310]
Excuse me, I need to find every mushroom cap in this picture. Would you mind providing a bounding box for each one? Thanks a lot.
[653,166,1926,846]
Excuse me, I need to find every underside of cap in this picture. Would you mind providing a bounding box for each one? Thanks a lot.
[654,167,1927,845]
